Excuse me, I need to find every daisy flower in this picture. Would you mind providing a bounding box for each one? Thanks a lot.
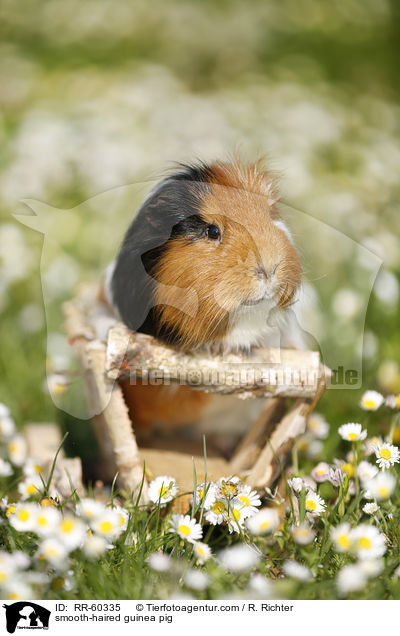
[386,394,400,410]
[56,516,86,550]
[9,503,38,532]
[331,523,352,552]
[338,423,367,442]
[91,508,125,540]
[0,458,13,477]
[205,498,228,525]
[82,534,109,559]
[108,504,129,532]
[148,475,179,506]
[363,502,379,515]
[193,541,212,564]
[33,506,62,537]
[183,569,210,591]
[0,413,15,440]
[304,490,326,515]
[2,579,34,601]
[311,462,330,483]
[18,474,43,500]
[169,514,202,543]
[147,552,171,572]
[307,412,329,439]
[373,441,400,470]
[236,485,261,517]
[337,564,366,594]
[216,476,241,500]
[76,498,106,521]
[7,434,27,466]
[350,524,387,560]
[0,559,14,587]
[335,460,355,478]
[283,560,312,581]
[245,507,280,535]
[226,500,247,533]
[359,559,384,577]
[193,482,217,511]
[291,523,315,545]
[247,573,272,596]
[287,477,305,493]
[357,460,378,484]
[327,467,342,487]
[36,538,69,568]
[360,390,384,411]
[46,373,68,397]
[23,458,45,477]
[217,544,260,573]
[364,471,396,500]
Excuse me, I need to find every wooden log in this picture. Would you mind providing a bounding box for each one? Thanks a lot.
[85,341,148,500]
[105,323,325,399]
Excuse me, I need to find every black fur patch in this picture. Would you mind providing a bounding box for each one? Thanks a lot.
[111,165,214,340]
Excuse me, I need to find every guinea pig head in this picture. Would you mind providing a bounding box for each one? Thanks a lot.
[151,161,302,349]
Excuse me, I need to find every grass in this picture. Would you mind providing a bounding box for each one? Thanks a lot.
[1,396,400,600]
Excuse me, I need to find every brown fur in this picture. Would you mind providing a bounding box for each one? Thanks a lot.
[120,381,211,433]
[152,160,301,349]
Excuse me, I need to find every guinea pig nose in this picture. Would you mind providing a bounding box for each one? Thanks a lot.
[255,267,268,280]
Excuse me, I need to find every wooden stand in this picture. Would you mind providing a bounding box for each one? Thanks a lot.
[63,285,330,503]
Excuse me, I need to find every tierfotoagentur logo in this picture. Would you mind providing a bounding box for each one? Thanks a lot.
[2,602,51,633]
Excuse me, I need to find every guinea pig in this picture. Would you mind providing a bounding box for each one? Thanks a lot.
[106,159,302,352]
[103,159,304,447]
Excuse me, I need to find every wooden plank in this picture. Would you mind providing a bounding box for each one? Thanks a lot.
[105,323,324,399]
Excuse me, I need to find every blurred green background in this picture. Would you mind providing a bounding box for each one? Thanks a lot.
[0,0,400,460]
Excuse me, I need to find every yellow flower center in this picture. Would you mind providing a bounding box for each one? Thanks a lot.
[8,593,20,600]
[393,427,400,444]
[378,487,389,498]
[60,519,74,533]
[99,520,113,534]
[118,515,125,526]
[348,432,357,441]
[198,487,204,499]
[342,463,355,477]
[27,484,37,495]
[239,495,250,507]
[6,505,16,517]
[37,516,48,526]
[40,498,54,507]
[363,400,376,410]
[338,534,350,549]
[296,528,308,537]
[260,521,270,530]
[158,486,170,498]
[379,448,391,460]
[17,510,29,522]
[306,499,317,511]
[0,572,7,582]
[197,546,204,556]
[53,383,67,395]
[178,524,191,536]
[358,537,371,550]
[213,501,225,514]
[9,444,17,453]
[231,509,241,521]
[220,482,238,498]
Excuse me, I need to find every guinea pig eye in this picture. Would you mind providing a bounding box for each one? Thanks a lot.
[206,224,221,241]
